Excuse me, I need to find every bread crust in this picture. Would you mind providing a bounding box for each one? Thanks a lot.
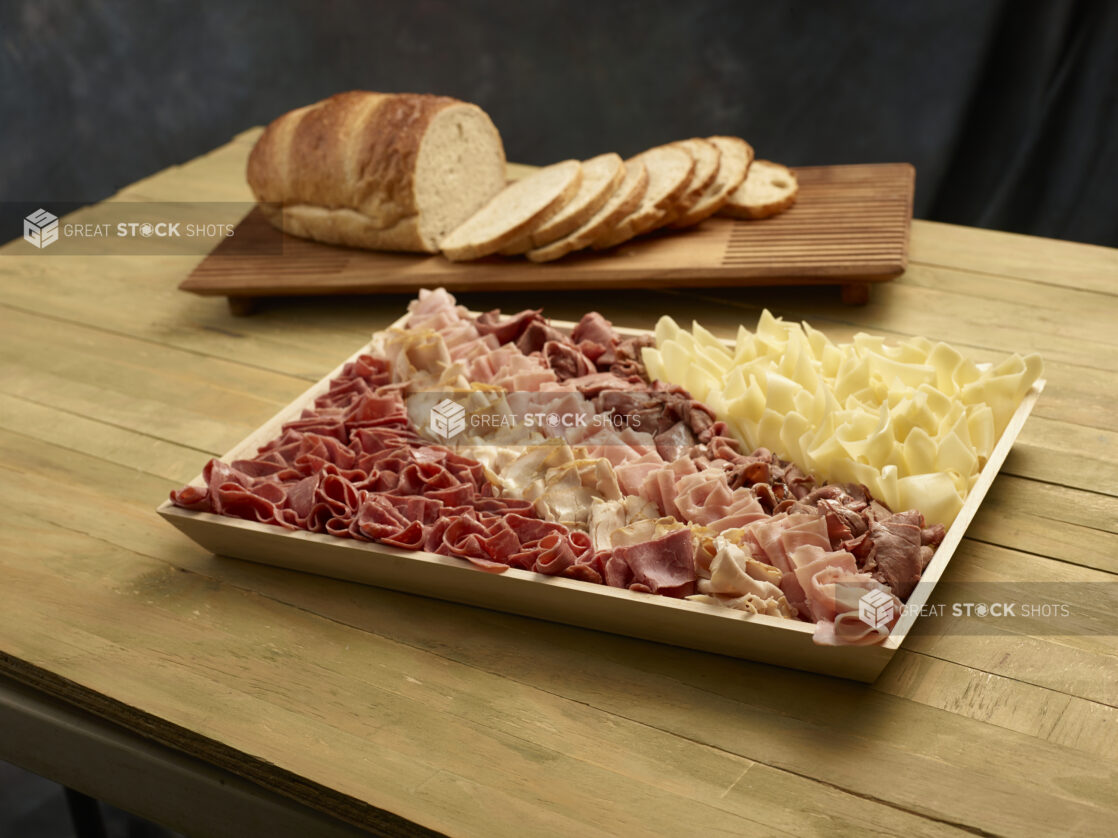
[259,202,429,252]
[441,160,583,261]
[718,159,799,220]
[501,153,625,255]
[526,160,649,262]
[591,145,694,249]
[247,91,493,252]
[657,138,721,226]
[670,136,754,228]
[536,155,623,245]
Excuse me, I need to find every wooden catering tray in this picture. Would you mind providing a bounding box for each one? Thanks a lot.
[157,310,1043,682]
[181,163,915,315]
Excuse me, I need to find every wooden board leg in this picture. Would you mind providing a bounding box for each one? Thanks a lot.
[226,296,259,316]
[841,283,871,305]
[64,788,107,838]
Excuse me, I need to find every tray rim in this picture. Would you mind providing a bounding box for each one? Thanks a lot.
[156,306,1045,680]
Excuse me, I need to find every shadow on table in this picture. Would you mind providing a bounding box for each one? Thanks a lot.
[0,760,183,838]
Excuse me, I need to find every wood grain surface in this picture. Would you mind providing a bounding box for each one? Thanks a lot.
[0,127,1115,837]
[180,163,914,306]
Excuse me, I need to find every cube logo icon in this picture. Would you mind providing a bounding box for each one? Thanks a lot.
[858,589,895,629]
[429,398,466,439]
[24,208,59,249]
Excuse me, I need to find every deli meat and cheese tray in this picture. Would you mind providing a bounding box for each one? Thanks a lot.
[159,289,1044,681]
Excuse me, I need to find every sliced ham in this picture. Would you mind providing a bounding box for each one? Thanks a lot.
[543,340,596,381]
[865,513,930,600]
[475,308,545,345]
[610,528,696,597]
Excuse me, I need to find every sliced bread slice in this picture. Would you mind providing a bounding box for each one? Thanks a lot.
[655,138,721,227]
[718,159,798,220]
[670,136,754,228]
[501,153,625,255]
[591,145,694,250]
[440,159,582,260]
[526,160,649,262]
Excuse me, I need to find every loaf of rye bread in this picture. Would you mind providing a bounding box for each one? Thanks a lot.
[246,91,507,253]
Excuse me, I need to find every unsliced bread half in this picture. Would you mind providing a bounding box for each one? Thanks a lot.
[654,138,721,228]
[248,92,507,253]
[670,136,754,228]
[526,160,649,263]
[719,159,798,220]
[440,159,582,260]
[591,145,694,250]
[501,153,625,255]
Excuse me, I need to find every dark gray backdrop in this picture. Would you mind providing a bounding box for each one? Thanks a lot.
[2,0,1115,247]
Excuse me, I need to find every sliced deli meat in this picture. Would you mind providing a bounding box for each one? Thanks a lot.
[170,287,1037,647]
[609,528,696,597]
[440,159,582,260]
[502,152,625,254]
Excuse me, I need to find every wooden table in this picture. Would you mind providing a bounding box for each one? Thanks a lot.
[1,128,1115,837]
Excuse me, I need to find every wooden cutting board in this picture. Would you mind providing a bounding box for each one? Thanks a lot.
[181,163,914,314]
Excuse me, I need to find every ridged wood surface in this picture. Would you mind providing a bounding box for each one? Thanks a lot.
[181,163,914,301]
